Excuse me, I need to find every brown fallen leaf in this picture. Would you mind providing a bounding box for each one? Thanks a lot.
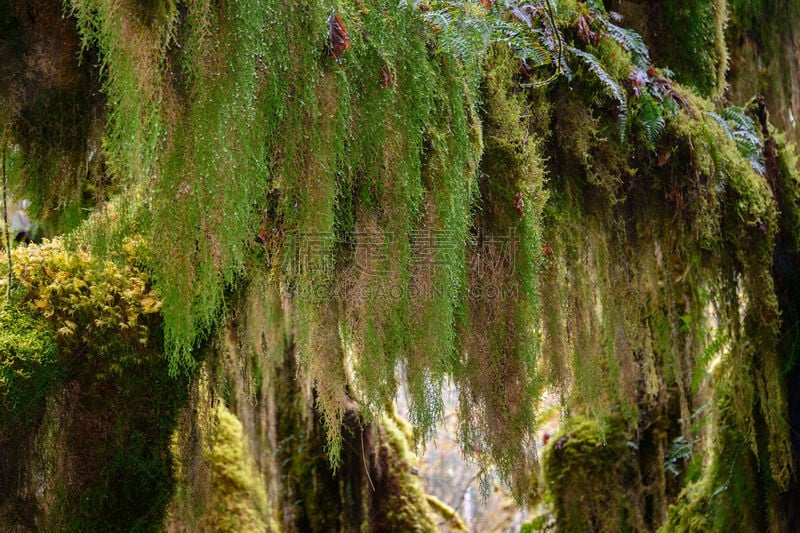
[514,191,525,218]
[328,12,351,61]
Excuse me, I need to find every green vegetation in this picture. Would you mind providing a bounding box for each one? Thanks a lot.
[203,404,269,532]
[660,0,728,96]
[0,304,58,428]
[0,240,187,531]
[57,0,557,493]
[378,413,440,532]
[0,0,799,530]
[543,417,644,532]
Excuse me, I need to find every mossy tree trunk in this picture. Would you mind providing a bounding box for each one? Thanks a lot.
[165,282,440,532]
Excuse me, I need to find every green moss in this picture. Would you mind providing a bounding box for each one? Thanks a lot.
[659,388,776,533]
[203,404,269,532]
[6,2,799,529]
[379,413,439,532]
[729,0,799,49]
[0,304,58,428]
[773,131,800,373]
[660,116,800,532]
[0,1,105,233]
[543,416,645,532]
[425,494,468,532]
[660,0,728,97]
[447,44,548,499]
[0,239,188,532]
[64,4,492,474]
[42,1,689,507]
[536,22,794,527]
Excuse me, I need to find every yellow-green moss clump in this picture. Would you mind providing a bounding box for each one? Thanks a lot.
[11,239,162,366]
[378,413,439,532]
[1,238,162,429]
[202,404,269,532]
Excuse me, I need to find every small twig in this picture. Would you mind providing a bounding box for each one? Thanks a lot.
[2,131,12,303]
[451,467,484,517]
[361,430,375,492]
[520,0,564,88]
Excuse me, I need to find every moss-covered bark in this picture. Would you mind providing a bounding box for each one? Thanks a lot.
[609,0,800,144]
[0,241,187,532]
[605,0,726,97]
[727,0,800,144]
[543,417,647,532]
[165,280,440,533]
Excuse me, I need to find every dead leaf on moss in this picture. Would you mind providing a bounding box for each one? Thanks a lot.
[328,12,351,62]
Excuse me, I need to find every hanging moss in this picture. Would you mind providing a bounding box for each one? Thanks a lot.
[659,389,777,533]
[0,0,107,232]
[60,0,556,497]
[525,3,796,526]
[61,2,488,473]
[3,1,800,530]
[452,44,548,498]
[658,103,800,533]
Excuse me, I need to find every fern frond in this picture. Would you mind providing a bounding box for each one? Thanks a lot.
[419,0,564,87]
[608,10,624,23]
[640,97,666,143]
[493,19,550,65]
[507,1,542,28]
[603,20,650,69]
[720,106,754,131]
[423,9,481,63]
[707,106,765,174]
[707,112,733,138]
[569,46,628,136]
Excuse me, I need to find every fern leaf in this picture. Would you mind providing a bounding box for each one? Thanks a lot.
[569,46,628,137]
[493,19,550,65]
[640,97,666,143]
[604,20,650,69]
[720,106,754,131]
[707,112,733,139]
[707,107,765,174]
